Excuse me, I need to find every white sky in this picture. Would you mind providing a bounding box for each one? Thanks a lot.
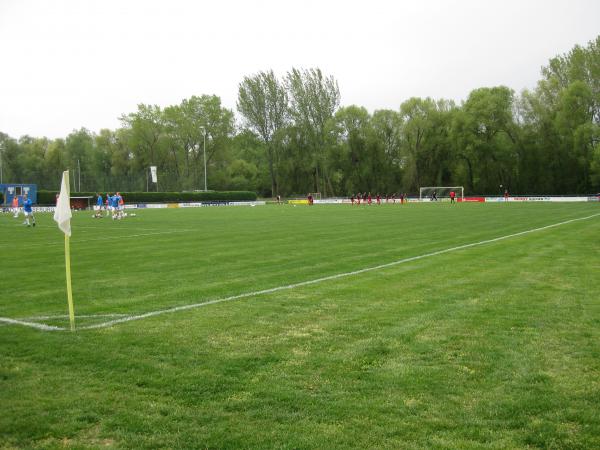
[0,0,599,139]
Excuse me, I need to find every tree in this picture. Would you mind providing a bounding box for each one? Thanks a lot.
[230,130,270,195]
[18,136,49,187]
[120,104,166,189]
[65,128,95,191]
[237,70,288,197]
[371,109,404,191]
[451,88,517,193]
[197,95,236,191]
[399,97,455,191]
[0,133,21,183]
[285,67,340,195]
[326,105,372,194]
[44,139,67,188]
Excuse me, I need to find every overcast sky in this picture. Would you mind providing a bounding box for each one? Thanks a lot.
[0,0,598,139]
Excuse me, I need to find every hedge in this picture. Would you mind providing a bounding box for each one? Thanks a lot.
[37,190,257,205]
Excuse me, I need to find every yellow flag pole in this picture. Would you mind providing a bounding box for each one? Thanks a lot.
[60,170,75,332]
[64,233,75,331]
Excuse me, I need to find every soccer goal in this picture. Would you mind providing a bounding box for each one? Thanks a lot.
[419,186,464,202]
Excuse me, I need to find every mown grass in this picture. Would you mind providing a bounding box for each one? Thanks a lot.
[1,202,599,449]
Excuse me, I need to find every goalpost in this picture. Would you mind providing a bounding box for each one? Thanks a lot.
[419,186,464,202]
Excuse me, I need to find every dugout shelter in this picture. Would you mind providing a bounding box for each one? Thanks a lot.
[0,183,37,206]
[70,196,93,210]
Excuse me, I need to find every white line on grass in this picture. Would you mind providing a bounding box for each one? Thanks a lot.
[2,212,599,332]
[23,314,129,320]
[0,228,198,249]
[0,222,163,231]
[0,317,64,331]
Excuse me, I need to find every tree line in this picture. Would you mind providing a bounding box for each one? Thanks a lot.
[1,36,599,197]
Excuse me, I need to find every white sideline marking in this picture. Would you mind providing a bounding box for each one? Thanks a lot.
[0,317,64,331]
[24,314,128,321]
[0,229,197,249]
[2,213,599,332]
[0,223,163,231]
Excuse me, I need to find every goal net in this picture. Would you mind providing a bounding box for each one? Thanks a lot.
[419,186,464,202]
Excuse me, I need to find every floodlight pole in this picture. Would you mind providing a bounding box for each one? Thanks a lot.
[200,126,207,191]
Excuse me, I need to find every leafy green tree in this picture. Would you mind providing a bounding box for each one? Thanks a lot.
[18,136,49,187]
[230,130,270,196]
[451,88,517,194]
[276,125,315,196]
[93,129,121,191]
[285,68,340,195]
[554,81,596,192]
[65,128,95,191]
[0,133,21,183]
[120,104,166,189]
[521,36,600,194]
[237,70,288,197]
[44,138,67,188]
[370,109,404,192]
[400,98,455,192]
[326,105,372,194]
[195,95,236,191]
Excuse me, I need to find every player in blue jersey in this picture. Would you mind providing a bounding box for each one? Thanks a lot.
[94,193,103,218]
[22,194,36,227]
[111,194,120,220]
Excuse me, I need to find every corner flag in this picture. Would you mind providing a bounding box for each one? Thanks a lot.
[54,170,75,331]
[54,171,72,236]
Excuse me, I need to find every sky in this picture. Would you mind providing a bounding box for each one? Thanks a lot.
[0,0,599,139]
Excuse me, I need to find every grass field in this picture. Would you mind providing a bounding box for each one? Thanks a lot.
[1,202,600,449]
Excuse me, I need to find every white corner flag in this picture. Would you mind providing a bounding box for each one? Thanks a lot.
[54,170,75,330]
[54,170,72,237]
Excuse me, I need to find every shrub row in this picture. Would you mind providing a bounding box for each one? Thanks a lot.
[37,190,257,205]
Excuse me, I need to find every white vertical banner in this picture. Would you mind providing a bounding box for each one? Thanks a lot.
[150,166,157,183]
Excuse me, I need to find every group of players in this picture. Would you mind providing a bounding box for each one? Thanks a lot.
[93,192,126,220]
[429,191,458,203]
[350,193,408,205]
[10,194,36,227]
[7,192,128,227]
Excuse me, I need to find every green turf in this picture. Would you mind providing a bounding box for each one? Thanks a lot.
[1,202,599,448]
